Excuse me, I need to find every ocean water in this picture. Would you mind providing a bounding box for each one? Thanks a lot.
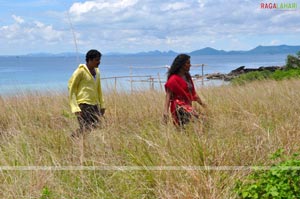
[0,54,289,95]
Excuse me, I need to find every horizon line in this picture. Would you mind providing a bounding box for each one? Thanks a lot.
[0,44,300,57]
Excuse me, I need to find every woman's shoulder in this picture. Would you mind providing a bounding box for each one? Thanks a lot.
[168,74,181,81]
[166,74,185,88]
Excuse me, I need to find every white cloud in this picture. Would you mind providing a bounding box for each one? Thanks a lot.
[161,2,190,11]
[197,0,205,8]
[1,0,300,55]
[0,15,66,44]
[0,24,19,39]
[34,21,44,28]
[69,0,138,16]
[69,1,101,16]
[32,21,64,42]
[12,15,24,24]
[271,40,280,45]
[64,0,300,52]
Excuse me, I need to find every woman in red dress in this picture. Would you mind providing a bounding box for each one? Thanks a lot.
[163,54,207,126]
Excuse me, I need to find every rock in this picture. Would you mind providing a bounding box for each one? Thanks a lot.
[206,73,226,79]
[228,66,245,75]
[257,66,282,71]
[205,65,284,81]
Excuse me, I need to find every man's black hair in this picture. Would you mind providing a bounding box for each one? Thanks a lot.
[86,49,101,62]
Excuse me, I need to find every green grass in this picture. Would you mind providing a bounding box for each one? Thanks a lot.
[235,150,300,199]
[232,53,300,85]
[232,68,300,85]
[1,80,300,198]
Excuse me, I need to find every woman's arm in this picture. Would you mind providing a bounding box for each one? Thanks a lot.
[195,94,207,108]
[164,89,171,114]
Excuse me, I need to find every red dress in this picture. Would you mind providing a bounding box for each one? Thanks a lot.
[165,74,198,125]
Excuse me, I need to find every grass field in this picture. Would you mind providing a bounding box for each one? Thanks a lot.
[1,79,300,198]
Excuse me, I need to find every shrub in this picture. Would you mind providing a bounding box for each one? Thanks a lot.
[40,187,52,199]
[286,52,300,70]
[232,68,300,85]
[271,69,300,80]
[232,52,300,84]
[235,149,300,199]
[231,70,272,85]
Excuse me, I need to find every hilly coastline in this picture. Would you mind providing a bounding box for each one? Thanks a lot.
[109,45,300,56]
[10,45,300,57]
[189,45,300,55]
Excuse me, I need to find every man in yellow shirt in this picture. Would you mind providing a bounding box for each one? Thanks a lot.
[68,49,105,137]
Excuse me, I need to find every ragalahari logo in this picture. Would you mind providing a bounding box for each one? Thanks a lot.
[260,2,298,10]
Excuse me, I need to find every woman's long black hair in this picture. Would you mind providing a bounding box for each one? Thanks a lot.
[167,54,190,79]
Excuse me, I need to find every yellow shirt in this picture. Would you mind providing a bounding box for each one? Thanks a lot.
[68,64,105,113]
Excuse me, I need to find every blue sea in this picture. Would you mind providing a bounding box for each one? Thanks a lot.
[0,54,289,95]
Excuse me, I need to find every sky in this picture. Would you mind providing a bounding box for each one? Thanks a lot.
[0,0,300,55]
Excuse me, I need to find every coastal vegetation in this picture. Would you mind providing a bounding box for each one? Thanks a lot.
[235,149,300,198]
[232,52,300,85]
[1,78,300,198]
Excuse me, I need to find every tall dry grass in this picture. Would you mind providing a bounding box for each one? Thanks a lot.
[1,79,300,198]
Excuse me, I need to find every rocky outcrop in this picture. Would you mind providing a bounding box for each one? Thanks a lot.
[205,65,284,81]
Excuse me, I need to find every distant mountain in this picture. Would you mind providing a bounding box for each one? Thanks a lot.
[25,52,56,57]
[246,45,300,54]
[23,50,177,57]
[189,45,300,55]
[189,47,227,55]
[24,52,84,57]
[18,45,300,57]
[105,52,126,56]
[118,45,300,56]
[57,52,84,57]
[129,50,177,56]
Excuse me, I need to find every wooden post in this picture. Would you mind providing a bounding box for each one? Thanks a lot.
[113,77,117,118]
[114,77,117,92]
[150,76,154,90]
[201,64,204,86]
[130,66,133,93]
[157,73,163,91]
